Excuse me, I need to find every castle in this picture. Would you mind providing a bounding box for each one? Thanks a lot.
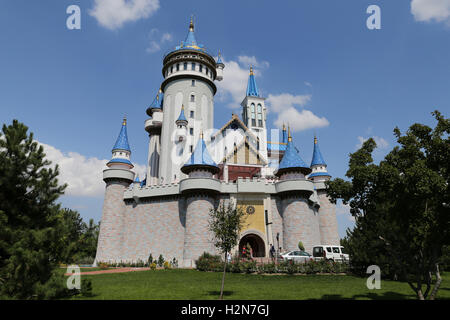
[95,19,339,267]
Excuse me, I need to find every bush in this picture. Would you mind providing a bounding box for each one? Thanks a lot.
[148,253,153,265]
[98,262,109,270]
[150,262,157,270]
[81,279,93,297]
[171,258,178,268]
[163,261,171,269]
[157,255,165,267]
[195,252,223,272]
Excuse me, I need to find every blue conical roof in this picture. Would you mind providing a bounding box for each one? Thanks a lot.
[176,106,187,122]
[217,52,224,65]
[276,131,311,176]
[246,66,259,97]
[181,134,219,174]
[182,17,199,48]
[112,118,131,152]
[311,136,326,167]
[149,90,163,109]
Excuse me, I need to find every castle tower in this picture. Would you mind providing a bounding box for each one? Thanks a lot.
[241,66,268,162]
[158,17,223,184]
[180,133,221,267]
[308,136,339,245]
[95,118,135,264]
[274,129,320,253]
[145,89,163,186]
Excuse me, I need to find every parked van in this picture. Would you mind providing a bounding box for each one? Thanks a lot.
[312,245,349,262]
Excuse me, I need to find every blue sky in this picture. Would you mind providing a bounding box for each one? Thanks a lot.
[0,0,449,238]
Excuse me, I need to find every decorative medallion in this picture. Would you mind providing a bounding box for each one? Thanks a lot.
[246,206,255,214]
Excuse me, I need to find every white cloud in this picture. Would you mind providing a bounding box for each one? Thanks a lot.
[89,0,160,30]
[411,0,450,25]
[216,56,266,108]
[266,93,329,132]
[146,29,173,53]
[356,136,389,150]
[38,141,146,197]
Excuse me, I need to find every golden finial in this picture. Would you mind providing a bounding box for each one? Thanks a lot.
[314,135,318,144]
[250,65,254,75]
[189,15,194,32]
[181,104,184,110]
[288,126,292,142]
[282,123,286,131]
[200,130,204,139]
[156,94,159,101]
[159,87,162,93]
[122,116,127,126]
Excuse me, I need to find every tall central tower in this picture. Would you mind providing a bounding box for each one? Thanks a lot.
[158,18,223,183]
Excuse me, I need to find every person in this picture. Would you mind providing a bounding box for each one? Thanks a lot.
[270,244,275,260]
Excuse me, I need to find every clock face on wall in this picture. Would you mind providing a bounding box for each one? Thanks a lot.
[246,206,255,214]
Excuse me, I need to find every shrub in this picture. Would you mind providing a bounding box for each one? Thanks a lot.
[195,252,222,272]
[98,262,108,270]
[150,262,157,270]
[240,260,257,274]
[148,253,153,265]
[163,261,171,269]
[298,241,305,251]
[263,262,277,274]
[171,258,178,268]
[81,279,93,297]
[157,255,165,267]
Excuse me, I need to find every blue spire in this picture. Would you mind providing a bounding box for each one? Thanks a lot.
[217,51,224,65]
[246,66,259,97]
[183,17,198,48]
[282,124,287,144]
[310,136,327,167]
[276,128,311,175]
[176,105,187,123]
[112,117,131,152]
[181,133,219,174]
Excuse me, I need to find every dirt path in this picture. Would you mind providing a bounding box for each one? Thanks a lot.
[65,267,150,276]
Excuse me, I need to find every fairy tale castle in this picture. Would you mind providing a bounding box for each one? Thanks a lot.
[95,19,339,267]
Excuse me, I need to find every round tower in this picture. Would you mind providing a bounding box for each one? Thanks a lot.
[95,118,135,264]
[145,89,163,186]
[308,136,339,246]
[179,133,221,267]
[158,17,223,184]
[274,129,319,254]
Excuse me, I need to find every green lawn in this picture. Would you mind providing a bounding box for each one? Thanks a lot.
[67,269,450,300]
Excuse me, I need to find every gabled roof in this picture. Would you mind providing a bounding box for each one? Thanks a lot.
[311,136,327,167]
[222,136,268,165]
[246,66,259,97]
[181,134,219,174]
[112,118,131,152]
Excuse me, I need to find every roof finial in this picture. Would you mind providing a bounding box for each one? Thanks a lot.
[181,104,184,110]
[288,126,292,142]
[282,123,286,131]
[200,130,204,139]
[250,65,254,75]
[314,135,318,144]
[189,15,194,32]
[122,116,127,126]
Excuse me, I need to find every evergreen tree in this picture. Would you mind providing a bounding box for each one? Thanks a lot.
[0,120,68,299]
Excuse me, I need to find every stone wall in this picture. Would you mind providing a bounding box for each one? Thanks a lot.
[318,190,340,246]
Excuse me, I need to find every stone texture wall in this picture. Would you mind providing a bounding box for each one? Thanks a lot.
[95,180,129,263]
[281,196,321,254]
[121,197,185,263]
[318,190,340,246]
[270,197,284,252]
[183,195,218,267]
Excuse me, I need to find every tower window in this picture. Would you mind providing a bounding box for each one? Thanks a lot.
[189,128,194,135]
[190,145,193,153]
[176,64,180,71]
[192,62,196,70]
[190,111,194,118]
[199,65,203,72]
[170,66,173,73]
[183,62,187,70]
[206,68,209,76]
[191,80,195,87]
[190,94,195,102]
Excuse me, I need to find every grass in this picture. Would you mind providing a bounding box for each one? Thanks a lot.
[67,269,450,300]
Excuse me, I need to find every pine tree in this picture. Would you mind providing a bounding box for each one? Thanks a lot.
[0,120,68,299]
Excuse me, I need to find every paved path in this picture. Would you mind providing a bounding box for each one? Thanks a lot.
[64,267,150,276]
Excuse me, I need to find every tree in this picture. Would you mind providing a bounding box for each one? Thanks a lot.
[326,111,449,300]
[298,241,305,251]
[208,200,247,300]
[0,120,68,299]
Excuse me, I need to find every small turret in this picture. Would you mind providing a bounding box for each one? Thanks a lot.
[175,105,188,127]
[275,127,311,179]
[181,132,219,178]
[107,117,134,170]
[246,66,259,97]
[216,51,224,81]
[308,136,331,181]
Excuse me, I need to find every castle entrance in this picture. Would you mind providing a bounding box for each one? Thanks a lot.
[238,234,266,258]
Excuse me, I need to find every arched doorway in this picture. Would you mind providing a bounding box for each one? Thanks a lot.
[239,233,266,258]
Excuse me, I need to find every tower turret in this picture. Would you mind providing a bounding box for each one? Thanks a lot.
[308,136,331,182]
[145,89,164,186]
[215,51,224,81]
[158,17,219,184]
[107,117,134,169]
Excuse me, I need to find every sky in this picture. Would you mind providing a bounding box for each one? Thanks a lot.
[0,0,449,238]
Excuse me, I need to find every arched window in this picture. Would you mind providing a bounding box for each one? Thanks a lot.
[176,63,180,71]
[199,65,203,72]
[257,104,263,127]
[251,103,256,126]
[192,62,196,71]
[183,62,187,70]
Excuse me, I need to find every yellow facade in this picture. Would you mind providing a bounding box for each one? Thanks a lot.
[238,200,265,235]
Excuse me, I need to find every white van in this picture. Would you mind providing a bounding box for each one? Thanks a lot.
[312,245,349,262]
